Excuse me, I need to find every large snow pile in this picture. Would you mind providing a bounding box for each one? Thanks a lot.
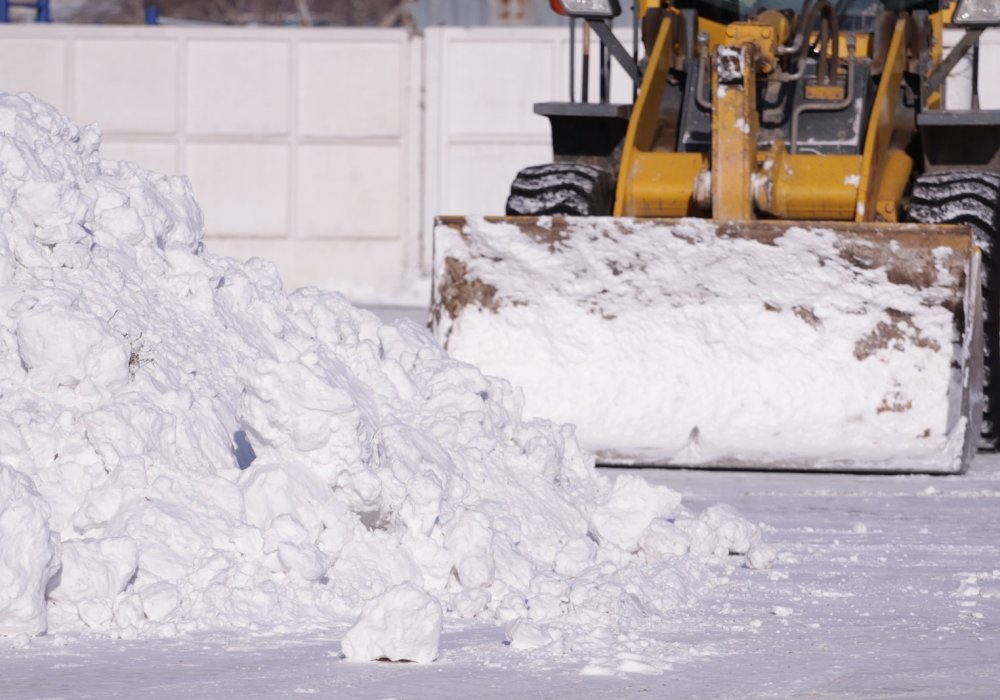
[0,93,767,670]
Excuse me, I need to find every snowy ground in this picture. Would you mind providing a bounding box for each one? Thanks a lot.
[4,96,996,698]
[5,453,998,699]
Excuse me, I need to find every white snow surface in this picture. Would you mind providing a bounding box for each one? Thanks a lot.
[436,216,977,471]
[0,464,60,636]
[5,459,1000,697]
[341,582,442,663]
[0,93,762,668]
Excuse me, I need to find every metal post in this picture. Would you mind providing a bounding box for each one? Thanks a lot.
[570,17,576,102]
[582,21,591,103]
[600,20,611,103]
[973,37,980,110]
[632,1,639,101]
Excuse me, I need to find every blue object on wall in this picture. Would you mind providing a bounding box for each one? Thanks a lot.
[146,4,159,25]
[0,0,52,22]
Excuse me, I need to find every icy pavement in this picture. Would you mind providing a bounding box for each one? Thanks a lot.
[4,455,998,699]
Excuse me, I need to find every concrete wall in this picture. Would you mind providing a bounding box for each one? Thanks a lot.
[1,24,998,301]
[0,25,425,300]
[943,28,1000,110]
[422,25,634,270]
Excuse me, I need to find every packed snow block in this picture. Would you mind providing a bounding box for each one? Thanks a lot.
[0,464,60,636]
[341,583,443,663]
[589,474,682,552]
[47,538,138,630]
[241,462,330,543]
[744,543,778,570]
[639,519,693,561]
[138,581,181,623]
[16,309,131,394]
[504,618,553,650]
[443,508,495,588]
[238,358,382,512]
[700,504,760,555]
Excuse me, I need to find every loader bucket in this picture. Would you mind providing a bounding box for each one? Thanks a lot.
[430,216,984,474]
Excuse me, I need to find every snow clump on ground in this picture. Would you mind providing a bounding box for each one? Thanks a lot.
[0,93,764,670]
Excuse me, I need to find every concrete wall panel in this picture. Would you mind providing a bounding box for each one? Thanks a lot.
[944,27,1000,110]
[185,143,289,237]
[100,140,178,175]
[0,38,67,110]
[446,36,556,135]
[187,40,290,135]
[979,30,1000,109]
[207,237,407,299]
[444,141,550,215]
[297,143,403,240]
[73,38,177,133]
[423,27,567,270]
[0,26,419,296]
[297,41,403,137]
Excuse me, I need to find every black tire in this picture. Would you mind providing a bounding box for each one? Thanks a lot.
[506,163,615,216]
[908,170,1000,449]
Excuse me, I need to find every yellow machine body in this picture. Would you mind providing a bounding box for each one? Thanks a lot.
[430,1,996,473]
[616,10,922,224]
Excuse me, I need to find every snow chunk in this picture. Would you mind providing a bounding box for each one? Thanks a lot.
[139,581,181,622]
[639,518,692,561]
[0,464,60,636]
[444,509,495,588]
[745,543,778,570]
[341,583,442,663]
[16,309,131,394]
[700,504,761,555]
[47,537,138,630]
[505,618,554,650]
[590,475,682,552]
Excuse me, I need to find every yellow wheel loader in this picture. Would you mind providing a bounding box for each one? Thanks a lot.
[430,0,1000,473]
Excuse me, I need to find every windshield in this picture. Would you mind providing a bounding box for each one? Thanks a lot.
[673,0,940,31]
